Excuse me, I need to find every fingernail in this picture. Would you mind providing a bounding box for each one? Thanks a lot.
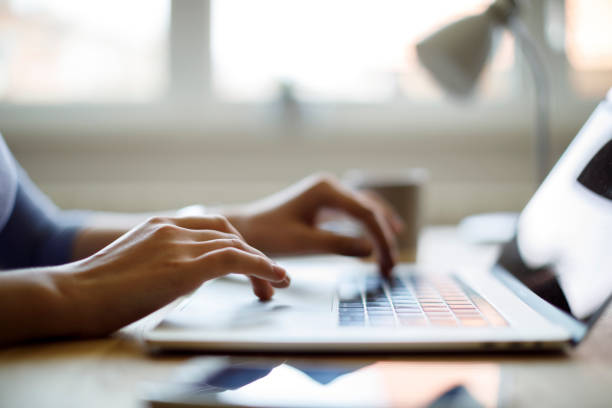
[272,264,287,281]
[393,217,405,232]
[394,214,404,225]
[265,284,274,299]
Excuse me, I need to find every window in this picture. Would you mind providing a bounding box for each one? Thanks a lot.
[564,0,612,97]
[211,0,514,103]
[0,0,169,103]
[1,0,609,107]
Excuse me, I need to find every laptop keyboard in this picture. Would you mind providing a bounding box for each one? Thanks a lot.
[338,275,507,328]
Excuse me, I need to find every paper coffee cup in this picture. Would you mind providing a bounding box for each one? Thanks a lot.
[343,168,428,262]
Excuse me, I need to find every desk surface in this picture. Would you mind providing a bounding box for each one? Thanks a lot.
[1,226,610,408]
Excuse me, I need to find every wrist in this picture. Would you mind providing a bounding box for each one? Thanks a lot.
[49,262,99,338]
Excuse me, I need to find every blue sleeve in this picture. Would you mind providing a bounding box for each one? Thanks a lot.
[0,164,88,269]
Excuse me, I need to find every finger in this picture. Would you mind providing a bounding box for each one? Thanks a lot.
[271,274,291,288]
[250,275,290,299]
[249,276,275,300]
[307,229,374,257]
[188,241,288,301]
[175,228,246,244]
[195,247,288,282]
[319,183,397,276]
[148,219,246,244]
[170,215,243,238]
[200,239,291,286]
[184,238,266,258]
[359,191,404,235]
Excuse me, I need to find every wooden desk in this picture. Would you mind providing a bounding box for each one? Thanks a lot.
[0,227,610,408]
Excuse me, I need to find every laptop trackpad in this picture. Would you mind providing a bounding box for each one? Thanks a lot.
[159,275,337,330]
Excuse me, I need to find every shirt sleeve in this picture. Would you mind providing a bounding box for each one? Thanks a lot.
[0,163,88,269]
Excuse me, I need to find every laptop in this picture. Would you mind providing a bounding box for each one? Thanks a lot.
[145,92,612,353]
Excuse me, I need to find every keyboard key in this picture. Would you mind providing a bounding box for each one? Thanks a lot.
[396,312,423,318]
[366,295,387,301]
[394,305,420,310]
[369,313,394,318]
[340,318,365,323]
[396,312,422,317]
[368,307,393,314]
[339,321,365,326]
[339,301,363,307]
[393,304,419,309]
[339,310,364,316]
[366,301,391,307]
[339,313,365,319]
[339,307,364,312]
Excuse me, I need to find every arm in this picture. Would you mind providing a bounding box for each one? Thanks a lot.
[0,174,399,346]
[0,161,186,265]
[0,267,77,345]
[0,165,84,269]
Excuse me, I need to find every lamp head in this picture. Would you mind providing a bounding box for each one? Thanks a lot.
[416,0,516,97]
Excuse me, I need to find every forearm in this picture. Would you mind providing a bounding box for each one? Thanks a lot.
[0,267,79,346]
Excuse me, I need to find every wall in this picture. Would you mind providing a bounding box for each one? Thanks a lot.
[1,97,596,224]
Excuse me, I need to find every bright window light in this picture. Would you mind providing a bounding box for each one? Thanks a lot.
[566,0,612,70]
[212,0,514,103]
[0,0,169,103]
[565,0,612,97]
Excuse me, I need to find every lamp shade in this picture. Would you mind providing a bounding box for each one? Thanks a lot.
[416,13,496,97]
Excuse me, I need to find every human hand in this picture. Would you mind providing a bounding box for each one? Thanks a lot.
[54,216,289,337]
[226,174,402,277]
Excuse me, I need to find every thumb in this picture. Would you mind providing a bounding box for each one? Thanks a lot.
[308,230,374,257]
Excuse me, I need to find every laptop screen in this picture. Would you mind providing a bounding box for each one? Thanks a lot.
[497,96,612,327]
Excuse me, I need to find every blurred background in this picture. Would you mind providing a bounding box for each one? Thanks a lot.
[0,0,610,223]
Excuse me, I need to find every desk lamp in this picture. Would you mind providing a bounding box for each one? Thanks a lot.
[416,0,550,243]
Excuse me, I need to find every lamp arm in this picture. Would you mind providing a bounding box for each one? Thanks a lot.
[508,17,551,184]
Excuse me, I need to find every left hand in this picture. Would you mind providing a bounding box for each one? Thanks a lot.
[225,173,402,277]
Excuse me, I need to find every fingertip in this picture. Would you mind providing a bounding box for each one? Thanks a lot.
[379,262,394,279]
[378,251,396,278]
[255,283,274,300]
[392,217,404,234]
[272,264,287,281]
[271,275,291,288]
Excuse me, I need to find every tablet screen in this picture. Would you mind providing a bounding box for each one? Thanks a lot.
[145,357,501,408]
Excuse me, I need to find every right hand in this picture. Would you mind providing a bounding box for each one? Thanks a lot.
[54,215,289,337]
[225,174,401,276]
